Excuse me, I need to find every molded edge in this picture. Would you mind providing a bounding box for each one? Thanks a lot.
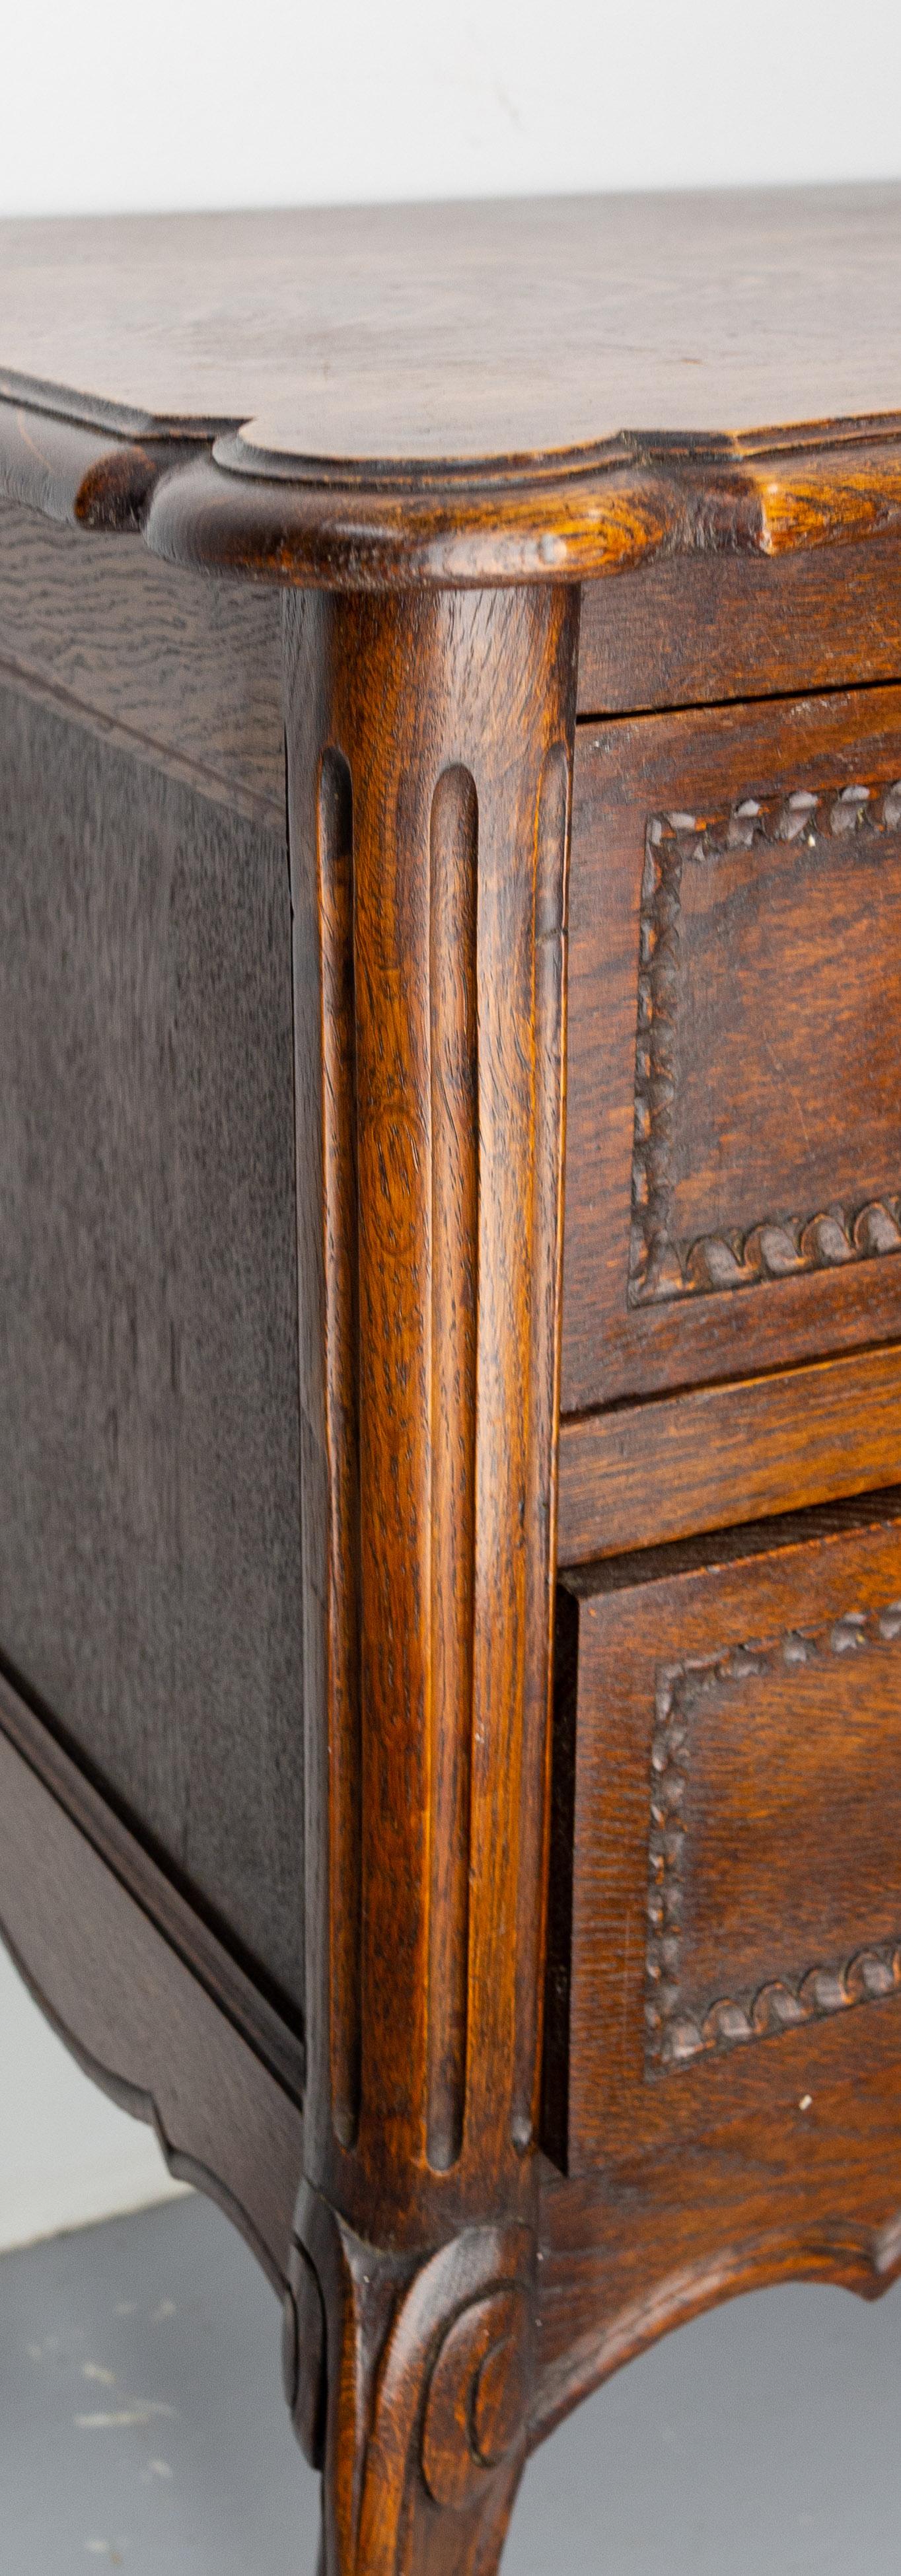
[4,391,901,587]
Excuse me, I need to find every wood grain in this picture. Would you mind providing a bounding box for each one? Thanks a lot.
[0,496,284,823]
[0,677,305,2018]
[0,1714,304,2290]
[7,183,901,2575]
[557,1343,901,1563]
[0,189,899,459]
[578,533,901,717]
[552,1504,901,2171]
[535,2067,901,2444]
[11,375,901,597]
[286,582,577,2236]
[4,196,901,586]
[645,1598,901,2070]
[145,435,901,593]
[284,583,577,2571]
[563,682,901,1409]
[0,391,196,529]
[628,784,901,1308]
[0,1660,304,2104]
[533,1503,901,2441]
[293,2188,531,2576]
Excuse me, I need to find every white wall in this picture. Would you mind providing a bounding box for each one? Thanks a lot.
[1,0,900,2248]
[0,1945,186,2251]
[1,0,900,219]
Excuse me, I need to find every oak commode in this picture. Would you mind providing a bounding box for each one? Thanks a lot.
[2,187,901,2570]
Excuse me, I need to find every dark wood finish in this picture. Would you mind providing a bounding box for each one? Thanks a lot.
[0,673,305,2018]
[143,434,901,593]
[4,194,901,587]
[0,392,196,532]
[532,1502,901,2432]
[0,1697,304,2290]
[0,497,283,823]
[563,682,901,1411]
[4,192,901,2576]
[0,1661,304,2104]
[0,191,898,455]
[283,583,577,2572]
[579,533,901,716]
[15,494,901,786]
[552,1500,901,2164]
[557,1343,901,1563]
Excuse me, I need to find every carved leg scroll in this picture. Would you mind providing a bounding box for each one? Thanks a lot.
[283,585,579,2575]
[286,2186,532,2576]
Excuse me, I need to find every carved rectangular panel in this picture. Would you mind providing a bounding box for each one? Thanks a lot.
[545,1501,901,2176]
[630,780,901,1306]
[647,1599,901,2069]
[563,683,901,1408]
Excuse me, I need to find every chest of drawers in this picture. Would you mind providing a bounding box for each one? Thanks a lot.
[2,186,901,2571]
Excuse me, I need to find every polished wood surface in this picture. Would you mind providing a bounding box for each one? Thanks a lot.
[563,681,901,1411]
[552,1502,901,2166]
[557,1345,901,1563]
[0,190,899,460]
[3,190,901,2575]
[283,583,577,2570]
[578,530,901,715]
[5,383,901,588]
[143,429,901,591]
[3,192,901,586]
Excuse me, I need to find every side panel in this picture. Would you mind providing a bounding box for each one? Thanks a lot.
[0,677,305,2015]
[0,496,285,824]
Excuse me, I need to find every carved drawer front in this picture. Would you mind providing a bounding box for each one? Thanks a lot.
[563,682,901,1410]
[544,1502,901,2178]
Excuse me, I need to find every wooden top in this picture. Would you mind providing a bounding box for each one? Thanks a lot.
[1,187,900,587]
[2,187,901,462]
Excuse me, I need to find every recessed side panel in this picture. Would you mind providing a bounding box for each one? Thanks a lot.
[0,496,285,823]
[0,678,305,2017]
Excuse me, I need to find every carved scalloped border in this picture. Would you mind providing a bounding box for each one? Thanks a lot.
[646,1597,901,2071]
[629,776,901,1307]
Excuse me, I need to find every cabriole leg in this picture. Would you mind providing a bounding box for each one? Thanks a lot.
[282,582,579,2575]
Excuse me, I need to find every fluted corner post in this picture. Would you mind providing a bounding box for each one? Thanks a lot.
[282,585,579,2575]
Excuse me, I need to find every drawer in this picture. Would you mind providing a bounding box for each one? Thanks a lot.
[544,1498,901,2179]
[577,532,901,719]
[556,1342,901,1563]
[562,682,901,1412]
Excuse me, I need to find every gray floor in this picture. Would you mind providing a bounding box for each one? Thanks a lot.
[3,2194,901,2573]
